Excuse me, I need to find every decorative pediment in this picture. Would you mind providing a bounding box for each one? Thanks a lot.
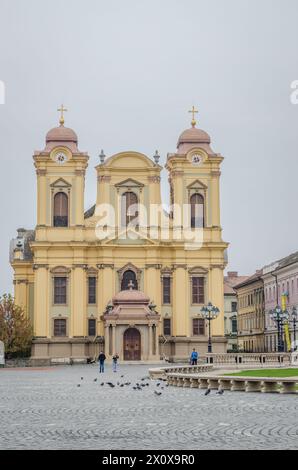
[115,178,144,188]
[50,266,71,274]
[187,179,207,190]
[117,263,142,277]
[86,266,98,276]
[188,266,209,275]
[161,266,174,275]
[101,227,159,246]
[50,178,72,188]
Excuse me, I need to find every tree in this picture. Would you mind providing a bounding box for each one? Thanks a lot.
[0,294,33,358]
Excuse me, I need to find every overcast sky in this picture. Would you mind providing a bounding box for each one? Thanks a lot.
[0,0,298,294]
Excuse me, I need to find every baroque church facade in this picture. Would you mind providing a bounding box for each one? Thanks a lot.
[10,108,228,363]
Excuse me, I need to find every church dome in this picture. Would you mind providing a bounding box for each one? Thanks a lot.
[46,124,78,144]
[177,127,210,147]
[112,289,150,304]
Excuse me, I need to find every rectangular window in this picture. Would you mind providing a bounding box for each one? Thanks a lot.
[88,277,96,304]
[192,277,205,304]
[88,318,96,336]
[54,319,66,337]
[162,277,171,304]
[54,277,67,304]
[163,318,171,336]
[193,318,205,336]
[231,317,237,333]
[231,301,237,312]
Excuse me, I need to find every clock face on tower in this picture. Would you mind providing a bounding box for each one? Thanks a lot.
[191,153,202,166]
[55,152,68,165]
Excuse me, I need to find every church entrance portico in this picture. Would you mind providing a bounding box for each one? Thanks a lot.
[102,284,160,362]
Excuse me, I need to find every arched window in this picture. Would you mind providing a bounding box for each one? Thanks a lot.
[121,270,138,290]
[122,191,138,227]
[190,193,204,228]
[53,192,68,227]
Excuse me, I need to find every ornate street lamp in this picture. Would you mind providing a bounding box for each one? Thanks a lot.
[289,306,297,351]
[270,306,289,352]
[200,302,220,353]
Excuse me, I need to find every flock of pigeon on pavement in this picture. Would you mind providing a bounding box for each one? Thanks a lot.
[76,374,224,396]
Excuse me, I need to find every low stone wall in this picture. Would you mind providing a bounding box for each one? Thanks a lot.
[166,372,298,394]
[149,364,213,379]
[4,358,33,368]
[205,353,292,366]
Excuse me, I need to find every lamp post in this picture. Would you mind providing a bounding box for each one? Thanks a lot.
[200,302,220,353]
[270,306,289,352]
[289,306,297,351]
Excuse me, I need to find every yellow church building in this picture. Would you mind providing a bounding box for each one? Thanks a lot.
[10,107,228,363]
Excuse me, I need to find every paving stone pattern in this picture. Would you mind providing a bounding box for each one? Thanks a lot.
[0,364,297,450]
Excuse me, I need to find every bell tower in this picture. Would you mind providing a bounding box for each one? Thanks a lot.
[33,106,89,239]
[166,107,227,338]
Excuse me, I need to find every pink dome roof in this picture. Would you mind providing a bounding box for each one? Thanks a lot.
[46,125,78,144]
[177,127,210,147]
[112,289,150,304]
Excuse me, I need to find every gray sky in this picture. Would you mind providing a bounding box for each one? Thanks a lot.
[0,0,298,294]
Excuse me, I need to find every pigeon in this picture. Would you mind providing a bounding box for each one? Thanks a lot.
[161,387,164,390]
[165,384,169,387]
[120,384,124,387]
[156,383,161,387]
[100,382,104,386]
[81,377,84,380]
[94,378,98,382]
[154,391,162,396]
[216,388,224,395]
[204,388,211,396]
[141,384,146,387]
[106,382,115,388]
[77,384,81,387]
[133,387,137,390]
[117,382,120,386]
[121,375,124,378]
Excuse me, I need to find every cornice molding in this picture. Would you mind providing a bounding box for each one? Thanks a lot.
[97,175,111,182]
[145,264,162,269]
[170,170,184,178]
[147,176,161,183]
[97,263,114,269]
[36,169,47,176]
[33,264,49,270]
[75,169,86,177]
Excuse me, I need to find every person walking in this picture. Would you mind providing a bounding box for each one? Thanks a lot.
[190,348,198,365]
[98,351,106,373]
[112,353,119,372]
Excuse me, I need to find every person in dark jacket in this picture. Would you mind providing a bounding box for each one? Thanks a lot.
[190,348,198,365]
[98,351,106,373]
[112,353,119,372]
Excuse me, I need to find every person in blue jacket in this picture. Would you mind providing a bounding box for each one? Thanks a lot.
[190,348,198,365]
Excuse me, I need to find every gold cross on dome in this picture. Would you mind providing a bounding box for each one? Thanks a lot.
[188,105,198,127]
[57,104,67,125]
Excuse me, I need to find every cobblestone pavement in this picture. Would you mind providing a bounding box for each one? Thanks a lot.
[0,364,297,450]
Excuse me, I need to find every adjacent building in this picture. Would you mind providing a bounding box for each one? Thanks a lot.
[234,271,265,352]
[224,272,249,351]
[263,251,298,352]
